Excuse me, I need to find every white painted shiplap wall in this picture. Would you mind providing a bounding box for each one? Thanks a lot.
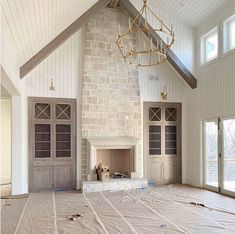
[24,30,83,99]
[185,0,235,187]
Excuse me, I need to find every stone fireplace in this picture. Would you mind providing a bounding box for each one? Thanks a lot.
[81,7,143,183]
[86,137,139,181]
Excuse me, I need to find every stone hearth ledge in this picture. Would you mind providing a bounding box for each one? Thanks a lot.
[82,178,148,193]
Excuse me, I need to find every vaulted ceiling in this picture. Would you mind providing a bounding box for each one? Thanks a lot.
[1,0,231,66]
[149,0,229,26]
[1,0,98,64]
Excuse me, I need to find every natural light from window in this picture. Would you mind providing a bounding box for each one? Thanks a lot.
[224,14,235,53]
[229,20,235,49]
[201,28,218,65]
[206,32,218,62]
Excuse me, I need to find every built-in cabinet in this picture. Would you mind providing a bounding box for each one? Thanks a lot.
[29,97,76,192]
[144,102,182,185]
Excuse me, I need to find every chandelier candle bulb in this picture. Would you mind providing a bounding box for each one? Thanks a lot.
[118,24,121,36]
[150,38,153,50]
[129,41,133,52]
[129,18,131,30]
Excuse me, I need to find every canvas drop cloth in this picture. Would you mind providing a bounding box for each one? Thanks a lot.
[1,185,235,234]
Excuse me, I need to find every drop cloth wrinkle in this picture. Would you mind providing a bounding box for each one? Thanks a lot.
[129,188,233,234]
[54,191,105,234]
[103,190,183,234]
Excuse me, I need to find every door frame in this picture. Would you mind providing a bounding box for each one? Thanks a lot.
[28,97,77,192]
[202,118,219,193]
[220,116,235,197]
[143,102,182,184]
[203,116,235,198]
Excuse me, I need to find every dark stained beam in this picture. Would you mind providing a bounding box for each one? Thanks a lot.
[119,0,197,89]
[20,0,110,79]
[108,0,120,8]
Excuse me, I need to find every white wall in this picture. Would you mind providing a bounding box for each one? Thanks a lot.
[11,94,28,195]
[24,30,83,99]
[0,99,11,184]
[185,1,235,187]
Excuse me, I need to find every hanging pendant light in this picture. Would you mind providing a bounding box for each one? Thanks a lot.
[49,79,55,91]
[116,0,175,67]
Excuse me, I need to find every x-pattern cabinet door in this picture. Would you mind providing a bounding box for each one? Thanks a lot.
[144,102,182,185]
[29,97,76,192]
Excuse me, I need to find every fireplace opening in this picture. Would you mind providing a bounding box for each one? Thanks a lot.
[96,149,132,178]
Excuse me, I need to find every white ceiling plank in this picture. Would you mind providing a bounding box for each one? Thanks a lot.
[3,0,26,60]
[1,0,231,75]
[148,0,229,26]
[1,4,24,60]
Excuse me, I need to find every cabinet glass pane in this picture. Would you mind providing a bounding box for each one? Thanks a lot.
[165,126,177,155]
[165,108,177,121]
[149,107,161,121]
[223,119,235,192]
[149,125,161,155]
[35,103,50,119]
[56,104,71,119]
[56,125,71,157]
[35,124,51,158]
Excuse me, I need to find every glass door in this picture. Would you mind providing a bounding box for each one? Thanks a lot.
[204,120,219,191]
[204,117,235,197]
[221,117,235,196]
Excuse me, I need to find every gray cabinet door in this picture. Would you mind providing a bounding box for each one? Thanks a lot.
[144,102,181,185]
[29,98,76,192]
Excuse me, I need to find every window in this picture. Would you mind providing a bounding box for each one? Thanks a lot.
[224,14,235,53]
[201,27,218,65]
[203,117,235,196]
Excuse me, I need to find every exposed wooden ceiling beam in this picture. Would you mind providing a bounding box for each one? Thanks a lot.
[108,0,120,8]
[119,0,197,89]
[20,0,110,79]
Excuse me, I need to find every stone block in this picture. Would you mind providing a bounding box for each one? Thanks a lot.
[82,7,142,182]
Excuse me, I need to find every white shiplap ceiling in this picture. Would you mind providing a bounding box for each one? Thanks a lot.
[1,0,231,67]
[148,0,229,26]
[1,0,98,64]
